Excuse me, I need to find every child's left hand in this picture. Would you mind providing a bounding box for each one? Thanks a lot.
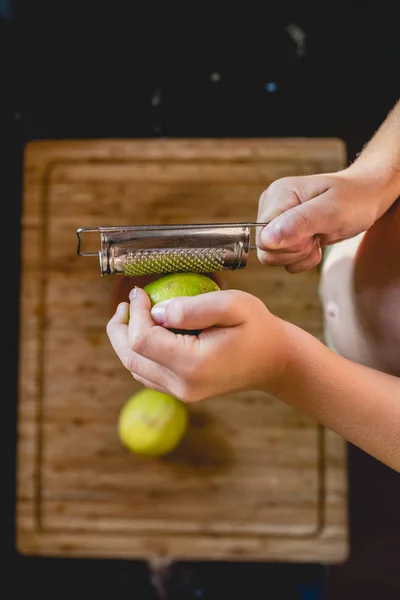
[106,287,289,402]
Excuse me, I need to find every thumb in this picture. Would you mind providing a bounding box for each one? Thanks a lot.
[128,286,155,328]
[259,189,337,250]
[151,290,250,331]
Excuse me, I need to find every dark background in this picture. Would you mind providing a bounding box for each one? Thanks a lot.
[1,1,400,598]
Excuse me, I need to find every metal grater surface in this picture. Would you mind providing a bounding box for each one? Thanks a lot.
[123,247,227,276]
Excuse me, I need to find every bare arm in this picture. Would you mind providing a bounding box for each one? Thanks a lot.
[273,321,400,472]
[348,99,400,212]
[107,285,400,472]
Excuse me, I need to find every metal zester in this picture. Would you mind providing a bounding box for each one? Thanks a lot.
[76,223,267,276]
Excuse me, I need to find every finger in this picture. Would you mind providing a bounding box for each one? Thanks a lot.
[320,233,347,246]
[257,182,301,224]
[129,286,155,327]
[108,312,175,387]
[258,188,339,250]
[126,351,174,389]
[257,175,331,225]
[257,238,315,267]
[108,297,181,391]
[285,239,322,274]
[150,289,253,331]
[107,302,144,370]
[108,301,130,326]
[107,297,164,368]
[128,287,189,365]
[106,302,130,354]
[131,373,171,395]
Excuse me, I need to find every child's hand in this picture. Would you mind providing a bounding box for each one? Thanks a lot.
[256,168,386,273]
[106,287,289,402]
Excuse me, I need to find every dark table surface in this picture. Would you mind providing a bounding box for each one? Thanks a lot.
[1,1,400,598]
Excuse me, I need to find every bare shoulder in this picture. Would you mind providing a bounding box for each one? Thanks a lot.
[319,199,400,376]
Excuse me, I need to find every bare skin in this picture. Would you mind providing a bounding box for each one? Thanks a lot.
[353,198,400,376]
[107,100,400,472]
[256,99,400,273]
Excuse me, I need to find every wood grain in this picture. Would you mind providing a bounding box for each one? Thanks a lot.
[17,138,348,562]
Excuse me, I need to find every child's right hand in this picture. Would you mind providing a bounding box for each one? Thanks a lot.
[256,167,386,273]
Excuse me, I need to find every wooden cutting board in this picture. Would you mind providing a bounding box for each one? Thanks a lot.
[17,139,348,562]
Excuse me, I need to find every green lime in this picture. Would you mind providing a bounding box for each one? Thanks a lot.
[118,388,188,457]
[144,273,220,334]
[144,272,220,305]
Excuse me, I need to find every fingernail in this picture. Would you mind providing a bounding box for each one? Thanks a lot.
[117,302,125,313]
[261,224,282,248]
[151,302,168,324]
[129,287,139,301]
